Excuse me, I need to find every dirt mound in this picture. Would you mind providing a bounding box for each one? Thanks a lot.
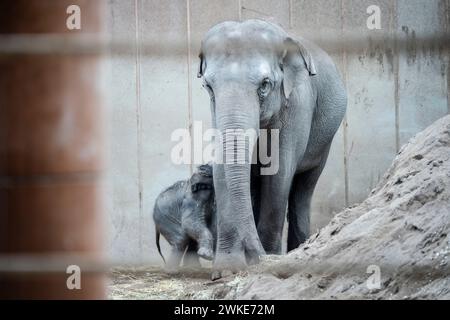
[109,116,450,300]
[208,115,450,300]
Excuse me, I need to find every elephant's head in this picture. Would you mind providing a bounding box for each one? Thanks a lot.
[197,20,316,268]
[190,164,214,202]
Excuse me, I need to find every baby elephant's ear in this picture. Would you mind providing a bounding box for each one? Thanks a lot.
[281,37,317,98]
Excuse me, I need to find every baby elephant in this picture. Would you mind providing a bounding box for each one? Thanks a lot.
[153,164,216,270]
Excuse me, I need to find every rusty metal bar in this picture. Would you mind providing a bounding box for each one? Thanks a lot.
[134,0,144,255]
[186,0,194,175]
[0,254,448,283]
[0,0,106,299]
[0,33,448,56]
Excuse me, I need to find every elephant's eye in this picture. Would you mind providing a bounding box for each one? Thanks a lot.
[258,78,272,99]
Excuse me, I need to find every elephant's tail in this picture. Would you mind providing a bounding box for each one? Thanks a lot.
[155,227,166,264]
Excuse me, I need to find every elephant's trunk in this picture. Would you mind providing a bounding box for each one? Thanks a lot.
[212,89,264,266]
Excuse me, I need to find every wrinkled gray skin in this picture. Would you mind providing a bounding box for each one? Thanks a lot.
[198,20,347,272]
[153,164,216,271]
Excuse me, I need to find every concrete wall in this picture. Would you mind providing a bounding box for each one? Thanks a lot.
[105,0,450,263]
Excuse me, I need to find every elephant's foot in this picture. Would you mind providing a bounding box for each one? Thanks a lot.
[211,269,235,281]
[242,231,266,266]
[211,270,222,281]
[211,251,247,281]
[197,246,214,261]
[165,265,180,274]
[211,234,265,280]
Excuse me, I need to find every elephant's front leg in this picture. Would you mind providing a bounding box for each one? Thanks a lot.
[182,206,214,261]
[257,168,295,254]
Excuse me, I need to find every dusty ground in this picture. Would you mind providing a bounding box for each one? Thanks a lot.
[109,115,450,300]
[109,266,220,299]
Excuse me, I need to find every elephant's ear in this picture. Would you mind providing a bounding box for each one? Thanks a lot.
[197,52,206,78]
[281,37,317,98]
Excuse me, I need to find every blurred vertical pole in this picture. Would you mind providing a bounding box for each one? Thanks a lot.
[0,1,106,299]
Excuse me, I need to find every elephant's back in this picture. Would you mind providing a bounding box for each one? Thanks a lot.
[296,37,347,172]
[153,180,187,227]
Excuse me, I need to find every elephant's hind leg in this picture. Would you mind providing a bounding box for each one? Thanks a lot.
[166,245,187,273]
[183,240,202,268]
[257,174,294,255]
[287,150,329,252]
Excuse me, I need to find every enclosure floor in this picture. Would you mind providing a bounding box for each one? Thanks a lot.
[108,266,231,300]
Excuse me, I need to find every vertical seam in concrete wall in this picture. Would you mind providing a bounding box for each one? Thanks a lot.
[289,0,293,29]
[238,0,242,21]
[186,0,193,175]
[341,0,349,207]
[134,0,143,253]
[393,0,400,152]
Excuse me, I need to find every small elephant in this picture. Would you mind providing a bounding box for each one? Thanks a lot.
[153,164,216,270]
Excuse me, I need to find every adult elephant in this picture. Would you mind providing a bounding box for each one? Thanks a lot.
[197,20,347,272]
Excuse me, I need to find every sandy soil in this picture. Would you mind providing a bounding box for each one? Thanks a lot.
[109,266,219,300]
[109,115,450,300]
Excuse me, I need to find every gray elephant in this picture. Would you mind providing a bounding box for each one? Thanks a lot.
[197,20,347,271]
[153,164,216,270]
